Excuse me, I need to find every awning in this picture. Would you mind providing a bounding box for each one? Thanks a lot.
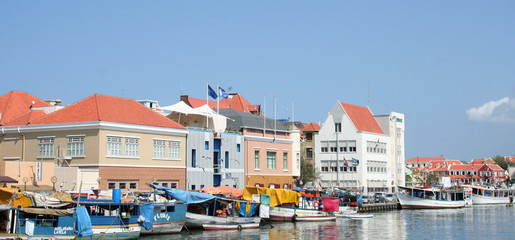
[0,176,18,183]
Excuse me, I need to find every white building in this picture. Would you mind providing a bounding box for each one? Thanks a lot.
[315,101,393,194]
[375,112,406,191]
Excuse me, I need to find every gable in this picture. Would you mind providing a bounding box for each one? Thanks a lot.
[339,102,384,134]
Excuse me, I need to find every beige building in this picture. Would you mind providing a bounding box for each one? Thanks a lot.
[0,92,187,192]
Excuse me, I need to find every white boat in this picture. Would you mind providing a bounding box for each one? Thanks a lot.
[341,213,373,219]
[151,184,261,230]
[396,186,466,209]
[334,205,358,217]
[186,212,261,230]
[269,206,336,221]
[462,185,515,205]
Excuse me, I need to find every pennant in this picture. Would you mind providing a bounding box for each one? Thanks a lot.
[208,85,218,99]
[219,87,228,99]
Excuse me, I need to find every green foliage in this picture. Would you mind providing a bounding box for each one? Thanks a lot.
[493,155,510,170]
[425,173,439,186]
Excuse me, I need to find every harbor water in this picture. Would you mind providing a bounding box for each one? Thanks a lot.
[139,205,515,240]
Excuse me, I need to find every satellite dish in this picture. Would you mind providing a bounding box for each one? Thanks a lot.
[50,176,57,183]
[152,177,158,183]
[23,177,28,183]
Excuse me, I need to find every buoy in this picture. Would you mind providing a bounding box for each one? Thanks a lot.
[313,200,319,208]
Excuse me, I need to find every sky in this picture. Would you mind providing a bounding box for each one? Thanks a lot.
[1,1,514,161]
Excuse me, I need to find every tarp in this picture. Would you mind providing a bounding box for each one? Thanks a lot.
[151,184,217,204]
[0,188,32,207]
[161,101,200,115]
[20,207,74,216]
[321,197,340,212]
[75,206,93,237]
[200,186,243,198]
[140,202,154,230]
[238,202,258,217]
[23,191,71,208]
[243,186,300,208]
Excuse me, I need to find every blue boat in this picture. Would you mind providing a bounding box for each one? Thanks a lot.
[78,200,141,239]
[0,206,76,240]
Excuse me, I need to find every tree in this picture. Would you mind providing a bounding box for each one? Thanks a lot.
[425,173,439,186]
[493,155,510,170]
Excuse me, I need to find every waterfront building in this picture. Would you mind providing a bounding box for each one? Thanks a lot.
[218,109,295,188]
[448,164,483,185]
[0,91,188,192]
[405,156,445,169]
[299,122,321,187]
[314,101,392,194]
[144,100,246,190]
[375,112,406,192]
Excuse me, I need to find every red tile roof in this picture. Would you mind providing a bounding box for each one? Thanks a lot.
[0,91,50,125]
[339,102,383,134]
[182,94,260,114]
[303,122,321,131]
[485,164,504,171]
[406,157,446,163]
[31,94,185,129]
[3,110,47,126]
[449,164,483,171]
[470,158,494,164]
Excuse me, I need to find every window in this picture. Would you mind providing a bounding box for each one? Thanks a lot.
[225,151,229,168]
[125,138,139,157]
[321,167,329,172]
[205,141,209,150]
[330,147,337,152]
[283,153,288,170]
[267,152,276,169]
[169,141,181,160]
[321,147,328,152]
[306,148,313,158]
[67,136,84,157]
[296,152,300,170]
[254,151,260,169]
[305,132,313,141]
[129,183,137,189]
[108,182,116,189]
[191,149,197,168]
[119,183,126,189]
[335,123,341,133]
[237,144,241,152]
[153,140,166,159]
[107,136,122,157]
[38,137,55,158]
[191,185,196,190]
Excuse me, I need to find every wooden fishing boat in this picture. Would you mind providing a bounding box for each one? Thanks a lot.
[462,185,515,205]
[341,213,373,219]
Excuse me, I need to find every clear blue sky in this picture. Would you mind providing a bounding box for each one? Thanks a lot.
[1,1,514,161]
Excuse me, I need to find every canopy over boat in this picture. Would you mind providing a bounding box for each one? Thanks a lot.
[200,186,243,198]
[243,186,301,207]
[0,188,32,207]
[151,184,217,204]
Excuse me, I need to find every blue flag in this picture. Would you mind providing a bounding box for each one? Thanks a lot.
[219,87,228,99]
[208,85,218,99]
[352,158,359,166]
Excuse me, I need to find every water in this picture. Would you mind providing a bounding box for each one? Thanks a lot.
[140,205,515,240]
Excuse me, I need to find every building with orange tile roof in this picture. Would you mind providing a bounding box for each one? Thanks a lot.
[180,93,261,115]
[0,90,51,125]
[0,92,188,192]
[315,101,402,194]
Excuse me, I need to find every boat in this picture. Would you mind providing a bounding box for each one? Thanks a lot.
[396,186,467,209]
[79,199,142,239]
[151,184,261,230]
[243,186,338,222]
[341,213,373,219]
[461,185,515,205]
[139,201,187,234]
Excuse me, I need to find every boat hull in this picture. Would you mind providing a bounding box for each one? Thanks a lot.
[471,194,510,205]
[396,193,465,209]
[185,212,261,230]
[269,206,336,222]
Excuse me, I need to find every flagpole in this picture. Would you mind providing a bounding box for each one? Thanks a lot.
[206,82,209,129]
[217,84,220,116]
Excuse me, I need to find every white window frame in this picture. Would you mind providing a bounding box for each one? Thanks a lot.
[107,136,122,157]
[125,138,139,158]
[67,135,85,157]
[153,140,166,159]
[38,137,55,158]
[168,141,181,160]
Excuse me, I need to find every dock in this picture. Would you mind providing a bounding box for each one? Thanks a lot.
[358,202,400,212]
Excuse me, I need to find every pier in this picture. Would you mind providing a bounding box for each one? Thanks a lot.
[358,202,400,212]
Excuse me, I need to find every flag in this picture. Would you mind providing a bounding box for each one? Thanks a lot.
[208,85,218,99]
[343,157,349,167]
[219,87,228,99]
[352,158,359,166]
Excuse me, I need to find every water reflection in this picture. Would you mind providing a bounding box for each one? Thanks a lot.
[140,205,514,240]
